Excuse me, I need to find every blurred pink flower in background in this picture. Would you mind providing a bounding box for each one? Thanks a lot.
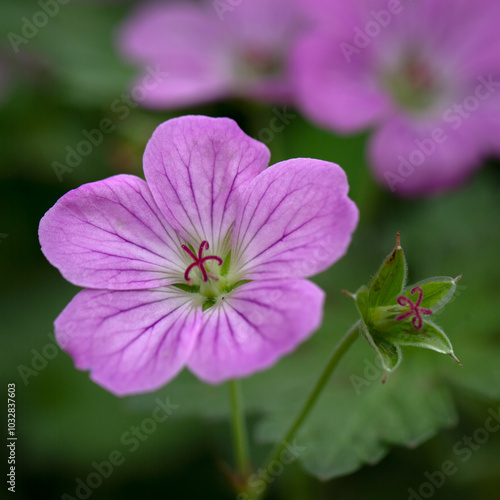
[292,0,500,196]
[117,0,306,108]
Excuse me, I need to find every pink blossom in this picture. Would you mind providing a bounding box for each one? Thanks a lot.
[39,116,358,395]
[117,0,305,108]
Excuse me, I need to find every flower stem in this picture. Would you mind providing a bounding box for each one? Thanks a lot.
[249,320,361,500]
[229,379,251,480]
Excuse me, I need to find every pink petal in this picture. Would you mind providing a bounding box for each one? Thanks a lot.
[117,2,233,108]
[143,115,270,253]
[300,0,400,33]
[223,0,303,102]
[224,0,300,49]
[55,288,201,396]
[389,0,500,73]
[39,175,185,289]
[187,279,324,383]
[369,116,485,197]
[117,0,306,107]
[231,159,358,280]
[291,32,392,133]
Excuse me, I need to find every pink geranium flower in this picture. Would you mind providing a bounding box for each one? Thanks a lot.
[116,0,305,108]
[39,116,358,395]
[292,0,500,196]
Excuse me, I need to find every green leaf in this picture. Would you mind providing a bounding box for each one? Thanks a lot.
[255,349,457,481]
[400,276,458,312]
[384,320,459,362]
[360,321,402,373]
[368,234,406,308]
[446,346,500,399]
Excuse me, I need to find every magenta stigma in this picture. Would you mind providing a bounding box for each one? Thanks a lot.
[396,286,433,329]
[181,241,223,282]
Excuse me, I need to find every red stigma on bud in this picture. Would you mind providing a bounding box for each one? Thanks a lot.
[181,241,222,283]
[396,286,433,329]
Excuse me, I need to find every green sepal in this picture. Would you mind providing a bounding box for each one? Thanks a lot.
[353,285,370,324]
[202,298,216,312]
[384,320,460,363]
[360,321,402,373]
[220,250,231,276]
[368,234,406,308]
[399,276,458,312]
[171,283,200,293]
[227,279,251,292]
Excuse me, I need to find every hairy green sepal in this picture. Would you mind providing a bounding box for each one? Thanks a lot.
[347,234,461,378]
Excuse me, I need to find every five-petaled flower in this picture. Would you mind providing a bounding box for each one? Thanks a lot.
[39,115,358,395]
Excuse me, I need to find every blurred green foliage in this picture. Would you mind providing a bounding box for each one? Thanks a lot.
[1,1,499,499]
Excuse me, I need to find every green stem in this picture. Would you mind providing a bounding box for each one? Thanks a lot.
[249,320,361,500]
[229,379,251,480]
